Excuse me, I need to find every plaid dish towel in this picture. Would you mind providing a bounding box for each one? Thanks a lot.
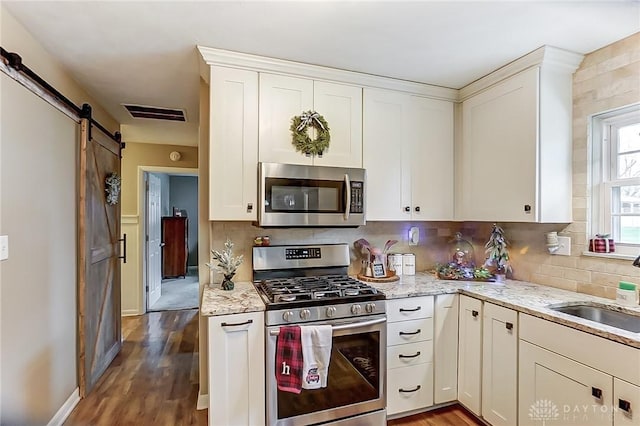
[275,325,303,394]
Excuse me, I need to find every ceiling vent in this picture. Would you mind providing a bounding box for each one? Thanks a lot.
[122,104,186,122]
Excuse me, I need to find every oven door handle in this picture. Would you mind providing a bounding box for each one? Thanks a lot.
[344,174,351,221]
[268,317,385,336]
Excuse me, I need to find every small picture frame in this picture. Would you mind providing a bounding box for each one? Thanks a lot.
[372,262,386,278]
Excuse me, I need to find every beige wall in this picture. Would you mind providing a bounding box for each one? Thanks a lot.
[121,142,198,216]
[0,5,120,423]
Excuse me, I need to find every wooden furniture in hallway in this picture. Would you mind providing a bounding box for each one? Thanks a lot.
[162,216,188,278]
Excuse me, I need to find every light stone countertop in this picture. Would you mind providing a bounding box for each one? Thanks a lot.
[200,281,266,317]
[370,273,640,349]
[199,273,640,348]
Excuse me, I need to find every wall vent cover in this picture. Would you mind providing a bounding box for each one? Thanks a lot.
[122,104,186,122]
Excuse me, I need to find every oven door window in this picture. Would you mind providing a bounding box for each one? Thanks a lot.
[277,331,380,420]
[265,178,344,213]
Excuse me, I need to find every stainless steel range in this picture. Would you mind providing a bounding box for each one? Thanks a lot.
[253,243,387,426]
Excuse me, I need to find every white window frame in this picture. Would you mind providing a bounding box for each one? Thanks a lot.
[589,103,640,257]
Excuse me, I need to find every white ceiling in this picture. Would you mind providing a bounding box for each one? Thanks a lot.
[4,1,640,147]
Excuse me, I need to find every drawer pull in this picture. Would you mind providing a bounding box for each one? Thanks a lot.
[506,322,514,330]
[399,351,421,359]
[472,310,479,318]
[591,387,602,399]
[399,385,421,393]
[619,399,631,412]
[399,329,421,336]
[221,319,253,327]
[399,306,421,313]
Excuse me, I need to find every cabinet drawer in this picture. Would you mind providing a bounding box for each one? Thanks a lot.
[615,378,640,426]
[387,296,434,322]
[388,318,433,346]
[388,340,433,369]
[387,363,434,416]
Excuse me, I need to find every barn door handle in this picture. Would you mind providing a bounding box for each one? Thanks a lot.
[118,234,127,264]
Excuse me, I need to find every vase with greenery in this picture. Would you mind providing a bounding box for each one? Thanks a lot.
[484,224,512,281]
[207,238,243,290]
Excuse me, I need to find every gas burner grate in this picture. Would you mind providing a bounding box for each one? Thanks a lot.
[256,275,380,304]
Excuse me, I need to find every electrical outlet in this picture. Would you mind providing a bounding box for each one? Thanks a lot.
[0,235,8,261]
[556,236,571,256]
[409,227,419,246]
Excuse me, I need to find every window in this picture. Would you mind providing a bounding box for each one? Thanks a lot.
[590,104,640,255]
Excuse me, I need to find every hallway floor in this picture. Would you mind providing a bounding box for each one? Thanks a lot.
[149,266,199,312]
[65,309,206,425]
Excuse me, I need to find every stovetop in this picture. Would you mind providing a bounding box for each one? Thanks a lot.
[254,274,384,310]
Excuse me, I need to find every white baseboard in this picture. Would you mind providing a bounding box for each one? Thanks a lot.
[47,388,80,426]
[197,391,209,410]
[121,308,141,317]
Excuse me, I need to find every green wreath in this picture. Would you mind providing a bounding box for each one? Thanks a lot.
[290,110,330,156]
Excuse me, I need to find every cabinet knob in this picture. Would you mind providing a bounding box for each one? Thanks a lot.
[506,322,514,330]
[247,203,253,212]
[414,206,420,212]
[591,387,603,399]
[472,310,479,318]
[619,399,631,412]
[404,206,411,212]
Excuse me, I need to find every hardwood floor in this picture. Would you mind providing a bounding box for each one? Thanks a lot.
[388,405,484,426]
[65,309,482,425]
[65,309,207,425]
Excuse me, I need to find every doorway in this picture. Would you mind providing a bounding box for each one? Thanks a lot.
[141,169,199,312]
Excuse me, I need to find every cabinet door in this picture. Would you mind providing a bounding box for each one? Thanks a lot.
[259,73,313,165]
[408,96,454,220]
[614,378,640,426]
[458,67,538,222]
[482,303,518,426]
[210,66,259,220]
[458,295,483,416]
[363,88,409,220]
[519,340,613,426]
[208,312,265,426]
[312,81,362,168]
[434,294,459,404]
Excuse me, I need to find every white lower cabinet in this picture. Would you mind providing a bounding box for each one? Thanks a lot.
[614,378,640,426]
[386,296,434,416]
[457,295,483,416]
[482,302,518,426]
[434,294,459,404]
[519,340,612,426]
[208,312,265,426]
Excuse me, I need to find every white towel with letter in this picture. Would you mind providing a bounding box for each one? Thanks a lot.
[300,325,332,389]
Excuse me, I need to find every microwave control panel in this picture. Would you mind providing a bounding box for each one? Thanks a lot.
[285,247,321,260]
[350,181,364,214]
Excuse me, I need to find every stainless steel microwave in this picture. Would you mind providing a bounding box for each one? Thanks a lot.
[258,162,366,227]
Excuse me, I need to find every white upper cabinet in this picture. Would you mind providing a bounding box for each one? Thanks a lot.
[312,81,363,168]
[209,66,259,220]
[259,73,314,165]
[364,88,453,221]
[259,73,363,167]
[456,47,583,222]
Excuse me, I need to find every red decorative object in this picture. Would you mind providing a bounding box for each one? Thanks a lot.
[589,238,615,253]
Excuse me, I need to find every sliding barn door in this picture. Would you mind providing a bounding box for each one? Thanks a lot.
[78,117,122,396]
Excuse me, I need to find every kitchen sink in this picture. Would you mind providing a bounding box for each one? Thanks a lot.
[549,304,640,333]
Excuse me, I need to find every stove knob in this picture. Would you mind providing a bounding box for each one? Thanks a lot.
[326,306,337,318]
[282,311,295,322]
[366,303,376,313]
[300,309,311,320]
[351,304,362,315]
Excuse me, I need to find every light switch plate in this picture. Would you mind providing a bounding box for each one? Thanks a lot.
[0,235,8,260]
[409,227,419,246]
